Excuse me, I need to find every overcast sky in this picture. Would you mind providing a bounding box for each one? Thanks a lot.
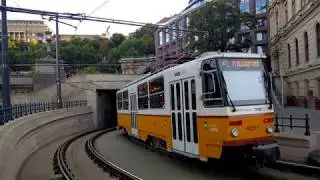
[5,0,187,36]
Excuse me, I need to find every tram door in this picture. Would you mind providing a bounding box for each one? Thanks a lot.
[170,78,199,155]
[130,93,138,137]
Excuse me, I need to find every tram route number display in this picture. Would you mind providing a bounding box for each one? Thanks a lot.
[220,59,262,70]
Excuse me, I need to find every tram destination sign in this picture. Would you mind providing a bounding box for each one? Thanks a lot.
[219,59,262,70]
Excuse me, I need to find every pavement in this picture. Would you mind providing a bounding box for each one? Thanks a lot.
[95,130,316,180]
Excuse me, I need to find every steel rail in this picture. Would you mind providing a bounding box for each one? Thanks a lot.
[52,129,104,180]
[85,128,143,180]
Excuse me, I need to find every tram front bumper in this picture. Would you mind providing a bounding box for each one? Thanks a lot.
[252,140,280,165]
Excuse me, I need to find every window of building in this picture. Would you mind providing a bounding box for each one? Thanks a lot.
[138,82,149,109]
[257,46,266,55]
[304,32,309,62]
[317,23,320,57]
[292,0,296,16]
[123,90,129,110]
[178,20,183,37]
[202,59,223,107]
[285,1,288,23]
[288,44,291,68]
[256,32,263,41]
[186,16,190,28]
[159,31,163,45]
[256,0,267,14]
[276,10,279,31]
[241,22,250,30]
[295,38,299,65]
[149,76,165,108]
[165,29,170,43]
[296,82,299,97]
[172,24,176,40]
[240,0,249,12]
[256,18,266,28]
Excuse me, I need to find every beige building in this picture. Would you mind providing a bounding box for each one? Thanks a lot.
[0,20,51,42]
[269,0,320,108]
[119,56,156,75]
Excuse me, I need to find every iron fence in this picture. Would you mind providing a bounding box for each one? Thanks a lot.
[0,100,87,125]
[274,113,310,136]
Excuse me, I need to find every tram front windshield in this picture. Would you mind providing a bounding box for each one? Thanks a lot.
[219,58,268,106]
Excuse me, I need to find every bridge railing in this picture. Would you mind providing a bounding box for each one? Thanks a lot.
[0,100,87,125]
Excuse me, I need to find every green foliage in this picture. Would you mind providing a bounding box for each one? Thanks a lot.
[82,66,100,74]
[2,24,156,74]
[110,33,126,47]
[188,0,254,54]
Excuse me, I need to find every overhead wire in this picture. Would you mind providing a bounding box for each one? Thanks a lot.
[75,0,111,33]
[0,5,208,34]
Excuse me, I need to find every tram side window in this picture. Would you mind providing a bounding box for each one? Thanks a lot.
[138,82,149,109]
[123,90,129,110]
[117,93,122,110]
[202,60,223,107]
[149,77,165,109]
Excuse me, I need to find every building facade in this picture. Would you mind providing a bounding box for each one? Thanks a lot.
[269,0,320,108]
[155,0,269,67]
[0,20,50,43]
[119,56,156,75]
[238,0,269,56]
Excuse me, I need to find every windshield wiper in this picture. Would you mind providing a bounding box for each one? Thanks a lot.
[220,72,236,112]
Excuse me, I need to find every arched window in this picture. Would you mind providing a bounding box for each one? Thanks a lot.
[295,38,299,65]
[288,44,291,68]
[304,32,309,62]
[316,23,320,57]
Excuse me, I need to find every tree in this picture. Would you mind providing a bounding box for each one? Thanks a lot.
[188,0,254,54]
[110,33,126,47]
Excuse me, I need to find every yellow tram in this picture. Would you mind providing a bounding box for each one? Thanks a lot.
[116,52,279,166]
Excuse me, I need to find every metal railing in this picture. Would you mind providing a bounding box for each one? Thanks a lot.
[0,100,87,125]
[274,113,310,136]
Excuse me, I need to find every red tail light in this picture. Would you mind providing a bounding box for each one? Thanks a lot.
[263,118,273,123]
[229,120,242,126]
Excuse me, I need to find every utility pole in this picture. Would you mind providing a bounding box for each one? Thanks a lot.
[1,0,11,110]
[55,15,62,108]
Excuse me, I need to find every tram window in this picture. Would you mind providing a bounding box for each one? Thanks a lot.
[178,113,182,141]
[184,81,189,110]
[170,84,175,110]
[192,112,198,143]
[202,71,223,107]
[117,93,122,110]
[123,90,129,110]
[172,113,176,140]
[138,83,149,109]
[191,80,196,110]
[176,83,181,110]
[149,77,165,108]
[186,113,191,142]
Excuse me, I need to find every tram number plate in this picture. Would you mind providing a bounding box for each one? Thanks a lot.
[246,125,258,131]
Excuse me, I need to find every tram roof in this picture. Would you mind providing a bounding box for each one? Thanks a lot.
[118,52,266,91]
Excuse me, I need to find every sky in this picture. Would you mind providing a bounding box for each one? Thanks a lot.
[4,0,187,36]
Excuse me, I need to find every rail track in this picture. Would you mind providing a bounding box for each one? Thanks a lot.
[52,127,320,180]
[52,128,143,180]
[52,130,99,180]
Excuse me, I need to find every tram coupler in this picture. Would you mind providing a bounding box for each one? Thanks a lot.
[251,140,280,168]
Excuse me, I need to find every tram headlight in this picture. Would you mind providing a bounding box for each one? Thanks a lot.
[266,126,273,133]
[231,128,239,137]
